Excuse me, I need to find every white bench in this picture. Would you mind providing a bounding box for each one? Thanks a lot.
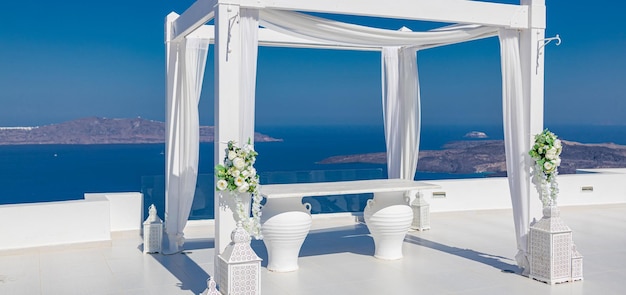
[259,179,439,272]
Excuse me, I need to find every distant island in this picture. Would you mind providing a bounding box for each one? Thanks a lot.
[0,117,282,145]
[318,139,626,175]
[4,119,625,175]
[464,131,489,139]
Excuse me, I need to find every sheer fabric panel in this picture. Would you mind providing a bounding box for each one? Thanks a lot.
[382,47,420,180]
[240,8,260,145]
[499,29,531,272]
[259,9,497,48]
[165,37,210,253]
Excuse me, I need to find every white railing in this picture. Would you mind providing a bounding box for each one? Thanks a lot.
[1,169,624,251]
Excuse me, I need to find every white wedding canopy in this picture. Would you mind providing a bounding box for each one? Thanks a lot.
[164,0,549,274]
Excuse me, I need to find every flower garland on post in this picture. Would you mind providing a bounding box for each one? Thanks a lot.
[215,140,263,239]
[529,129,563,208]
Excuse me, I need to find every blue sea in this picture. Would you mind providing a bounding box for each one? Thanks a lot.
[2,124,625,218]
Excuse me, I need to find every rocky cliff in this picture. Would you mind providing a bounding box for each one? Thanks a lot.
[318,139,626,175]
[0,117,282,145]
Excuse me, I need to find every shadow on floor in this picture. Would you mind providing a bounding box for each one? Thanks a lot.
[250,223,374,268]
[403,234,521,274]
[181,238,214,251]
[138,238,212,294]
[251,222,520,275]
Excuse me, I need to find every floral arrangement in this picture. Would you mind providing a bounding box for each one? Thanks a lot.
[215,140,262,239]
[529,129,563,207]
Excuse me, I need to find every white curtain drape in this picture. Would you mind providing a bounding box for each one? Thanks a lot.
[382,47,420,180]
[239,8,259,144]
[165,37,210,253]
[499,29,531,272]
[259,10,498,48]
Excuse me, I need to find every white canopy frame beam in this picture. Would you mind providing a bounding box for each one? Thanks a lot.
[172,0,217,42]
[245,0,529,28]
[172,0,530,41]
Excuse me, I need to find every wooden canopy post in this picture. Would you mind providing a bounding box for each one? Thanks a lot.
[214,3,245,255]
[521,0,546,227]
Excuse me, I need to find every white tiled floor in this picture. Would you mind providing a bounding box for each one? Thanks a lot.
[1,204,625,294]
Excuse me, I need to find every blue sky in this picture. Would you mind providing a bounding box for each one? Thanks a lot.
[1,0,624,127]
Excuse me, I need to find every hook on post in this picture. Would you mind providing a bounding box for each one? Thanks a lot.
[536,33,561,73]
[538,34,561,54]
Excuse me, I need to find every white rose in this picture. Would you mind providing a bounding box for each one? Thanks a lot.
[555,158,561,167]
[249,177,258,186]
[545,148,558,160]
[235,176,245,187]
[554,139,562,149]
[233,157,245,170]
[216,179,228,191]
[238,182,250,193]
[228,150,237,160]
[543,161,555,172]
[229,168,240,177]
[241,169,250,178]
[249,167,257,177]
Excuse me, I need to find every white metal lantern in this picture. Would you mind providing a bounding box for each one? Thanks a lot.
[217,225,262,295]
[529,206,572,284]
[410,191,430,231]
[143,204,163,254]
[571,244,583,282]
[200,277,221,295]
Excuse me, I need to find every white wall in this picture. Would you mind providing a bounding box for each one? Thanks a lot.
[419,169,626,213]
[0,192,144,252]
[84,192,143,232]
[0,198,111,251]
